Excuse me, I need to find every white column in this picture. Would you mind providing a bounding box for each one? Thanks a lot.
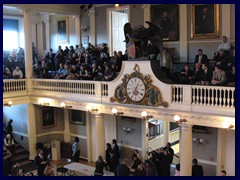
[179,4,188,62]
[27,104,37,160]
[43,15,51,51]
[88,8,96,45]
[63,109,70,143]
[163,121,169,146]
[74,15,81,45]
[221,4,231,38]
[179,124,192,176]
[22,8,33,79]
[141,4,151,28]
[94,114,105,159]
[216,128,226,176]
[141,118,149,160]
[86,111,92,162]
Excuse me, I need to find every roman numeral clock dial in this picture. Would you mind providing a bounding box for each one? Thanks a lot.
[126,77,146,102]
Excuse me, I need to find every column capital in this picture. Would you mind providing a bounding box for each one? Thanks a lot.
[19,7,33,14]
[141,4,151,10]
[43,15,51,24]
[180,123,192,131]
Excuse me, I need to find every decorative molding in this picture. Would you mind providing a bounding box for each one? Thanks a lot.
[70,133,87,140]
[119,143,141,151]
[36,131,64,137]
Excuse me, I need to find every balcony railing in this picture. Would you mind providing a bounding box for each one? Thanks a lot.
[3,79,235,114]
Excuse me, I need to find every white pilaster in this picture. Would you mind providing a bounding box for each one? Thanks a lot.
[88,8,96,45]
[43,15,51,51]
[141,4,151,28]
[141,118,149,160]
[216,128,226,176]
[86,111,91,162]
[74,15,81,45]
[179,124,192,176]
[63,109,70,142]
[221,4,231,38]
[27,104,37,160]
[163,121,169,146]
[179,4,188,62]
[94,114,105,159]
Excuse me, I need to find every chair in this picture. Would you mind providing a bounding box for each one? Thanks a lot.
[56,158,72,176]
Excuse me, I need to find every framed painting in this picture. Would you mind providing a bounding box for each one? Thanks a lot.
[69,110,86,125]
[151,4,179,41]
[57,17,69,43]
[191,4,220,39]
[83,36,89,44]
[41,108,57,128]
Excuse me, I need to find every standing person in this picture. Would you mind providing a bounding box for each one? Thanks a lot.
[220,170,227,176]
[192,158,204,176]
[105,143,112,170]
[72,137,80,162]
[6,119,13,138]
[157,47,172,79]
[112,139,120,160]
[194,49,208,66]
[114,159,130,176]
[94,155,106,176]
[34,148,47,176]
[163,142,174,164]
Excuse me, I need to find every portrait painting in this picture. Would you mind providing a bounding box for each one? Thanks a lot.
[57,17,69,43]
[151,4,179,41]
[41,108,56,128]
[69,110,86,125]
[192,4,220,39]
[83,36,89,44]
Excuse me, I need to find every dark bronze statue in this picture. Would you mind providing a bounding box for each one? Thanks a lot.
[124,21,163,59]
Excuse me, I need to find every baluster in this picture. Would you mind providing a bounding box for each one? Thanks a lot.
[198,88,202,105]
[192,87,195,104]
[218,89,221,106]
[203,88,206,105]
[181,87,183,103]
[175,87,179,103]
[7,82,9,92]
[222,89,225,107]
[211,88,215,106]
[227,89,230,107]
[231,89,234,108]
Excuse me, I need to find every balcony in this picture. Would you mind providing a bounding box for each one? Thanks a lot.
[3,61,235,127]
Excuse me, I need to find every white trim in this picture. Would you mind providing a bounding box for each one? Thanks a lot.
[36,131,64,137]
[70,133,87,140]
[119,143,141,151]
[197,158,217,166]
[188,40,222,44]
[12,131,28,137]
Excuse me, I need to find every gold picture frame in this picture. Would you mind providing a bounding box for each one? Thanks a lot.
[41,108,57,128]
[69,110,86,125]
[191,4,220,39]
[57,17,69,43]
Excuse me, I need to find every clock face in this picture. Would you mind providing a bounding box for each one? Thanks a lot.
[126,77,146,102]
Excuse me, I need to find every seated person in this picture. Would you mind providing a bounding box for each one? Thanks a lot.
[33,64,41,78]
[213,49,227,66]
[195,63,212,85]
[218,36,231,54]
[66,64,80,80]
[39,60,49,78]
[56,63,70,79]
[194,49,208,67]
[12,65,23,79]
[54,63,64,79]
[190,63,203,84]
[211,65,227,86]
[179,64,194,84]
[89,63,100,80]
[3,65,11,79]
[103,64,116,81]
[227,66,235,87]
[18,169,26,176]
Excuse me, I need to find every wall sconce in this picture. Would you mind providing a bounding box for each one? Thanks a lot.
[193,137,204,147]
[38,99,50,106]
[223,120,235,131]
[141,111,153,120]
[123,127,131,135]
[60,102,72,109]
[4,101,12,107]
[86,105,98,114]
[173,115,187,124]
[112,108,124,116]
[81,26,88,32]
[115,4,120,8]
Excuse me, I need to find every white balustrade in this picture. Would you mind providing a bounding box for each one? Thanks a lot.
[3,79,27,93]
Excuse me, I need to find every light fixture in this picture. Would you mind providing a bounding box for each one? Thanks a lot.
[115,4,120,7]
[193,137,204,147]
[60,102,72,109]
[81,26,87,32]
[173,115,187,124]
[86,105,98,114]
[112,108,124,116]
[223,120,235,131]
[123,127,131,135]
[141,111,153,120]
[4,101,12,107]
[38,99,50,106]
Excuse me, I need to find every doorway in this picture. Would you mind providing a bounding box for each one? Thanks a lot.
[107,6,130,56]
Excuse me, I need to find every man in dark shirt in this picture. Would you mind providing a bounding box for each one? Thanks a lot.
[114,159,130,176]
[192,158,203,176]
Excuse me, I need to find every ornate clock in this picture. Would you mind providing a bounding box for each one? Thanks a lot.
[110,64,168,107]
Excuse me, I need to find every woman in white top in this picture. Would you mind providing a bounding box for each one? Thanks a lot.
[12,66,23,79]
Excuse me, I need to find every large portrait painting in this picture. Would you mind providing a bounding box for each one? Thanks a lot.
[41,108,57,128]
[192,4,220,39]
[57,17,69,43]
[69,110,86,125]
[151,4,179,41]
